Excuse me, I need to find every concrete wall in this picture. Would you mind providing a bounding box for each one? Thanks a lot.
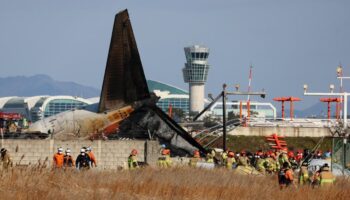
[0,139,160,169]
[229,127,332,137]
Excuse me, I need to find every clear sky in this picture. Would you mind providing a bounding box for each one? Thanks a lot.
[1,0,350,109]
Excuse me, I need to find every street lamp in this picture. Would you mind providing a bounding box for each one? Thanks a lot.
[330,84,335,93]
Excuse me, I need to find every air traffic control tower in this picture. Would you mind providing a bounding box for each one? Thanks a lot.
[182,45,210,114]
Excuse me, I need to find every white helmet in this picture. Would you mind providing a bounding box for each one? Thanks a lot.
[86,146,92,152]
[80,148,86,153]
[58,147,63,153]
[66,149,71,154]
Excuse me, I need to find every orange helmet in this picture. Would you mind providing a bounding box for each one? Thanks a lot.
[162,149,170,155]
[270,152,276,158]
[193,150,200,158]
[287,151,294,158]
[228,151,235,158]
[131,149,138,155]
[281,147,288,153]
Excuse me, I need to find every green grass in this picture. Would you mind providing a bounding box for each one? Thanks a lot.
[208,136,332,152]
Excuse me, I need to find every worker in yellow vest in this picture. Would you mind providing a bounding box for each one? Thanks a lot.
[158,148,172,168]
[319,164,335,186]
[206,149,216,163]
[189,150,201,167]
[128,149,139,170]
[299,162,310,185]
[226,151,236,169]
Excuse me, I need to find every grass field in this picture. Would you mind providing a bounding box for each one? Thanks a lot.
[0,167,349,200]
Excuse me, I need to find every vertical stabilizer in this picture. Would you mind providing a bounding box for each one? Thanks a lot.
[98,9,150,113]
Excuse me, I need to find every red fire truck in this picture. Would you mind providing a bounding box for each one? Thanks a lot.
[0,112,22,134]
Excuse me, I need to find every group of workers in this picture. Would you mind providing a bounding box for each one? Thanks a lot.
[126,145,336,189]
[0,143,338,189]
[52,146,97,170]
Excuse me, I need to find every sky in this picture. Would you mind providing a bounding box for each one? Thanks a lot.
[1,0,350,110]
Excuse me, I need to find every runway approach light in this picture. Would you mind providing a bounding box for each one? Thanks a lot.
[330,84,335,93]
[303,84,308,93]
[337,65,343,76]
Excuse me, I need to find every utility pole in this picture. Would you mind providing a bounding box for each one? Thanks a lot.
[222,84,227,151]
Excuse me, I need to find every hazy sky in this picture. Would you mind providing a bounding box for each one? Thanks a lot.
[1,0,350,110]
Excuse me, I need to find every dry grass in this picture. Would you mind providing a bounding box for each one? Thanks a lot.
[0,167,349,200]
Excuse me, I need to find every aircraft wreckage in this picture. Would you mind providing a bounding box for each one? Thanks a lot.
[27,9,206,156]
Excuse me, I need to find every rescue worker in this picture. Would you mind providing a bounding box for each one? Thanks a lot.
[278,162,294,189]
[303,149,311,163]
[256,155,266,173]
[299,162,310,185]
[296,150,303,163]
[221,150,228,166]
[315,150,322,159]
[158,148,172,168]
[63,148,75,168]
[265,154,277,173]
[226,151,236,169]
[319,164,335,186]
[0,148,12,170]
[189,150,201,167]
[86,146,97,167]
[76,148,91,170]
[128,149,139,169]
[278,148,291,168]
[238,151,249,167]
[206,149,216,163]
[53,147,64,169]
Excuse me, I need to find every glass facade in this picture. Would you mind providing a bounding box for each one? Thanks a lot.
[147,80,190,114]
[43,99,87,118]
[157,98,189,114]
[183,45,210,83]
[30,97,48,122]
[29,97,89,122]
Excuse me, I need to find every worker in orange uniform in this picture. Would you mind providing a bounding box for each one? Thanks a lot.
[53,147,64,168]
[189,150,201,167]
[86,146,97,167]
[278,162,294,189]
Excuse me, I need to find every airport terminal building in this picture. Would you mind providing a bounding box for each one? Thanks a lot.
[0,80,276,122]
[0,96,92,122]
[147,80,190,114]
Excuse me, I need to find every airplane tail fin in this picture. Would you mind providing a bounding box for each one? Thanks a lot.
[98,9,150,113]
